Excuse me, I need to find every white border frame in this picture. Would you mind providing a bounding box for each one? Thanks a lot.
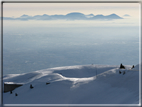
[1,0,141,107]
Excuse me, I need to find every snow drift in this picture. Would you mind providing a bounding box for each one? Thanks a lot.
[3,64,139,104]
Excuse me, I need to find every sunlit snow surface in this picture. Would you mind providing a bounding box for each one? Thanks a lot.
[3,64,139,104]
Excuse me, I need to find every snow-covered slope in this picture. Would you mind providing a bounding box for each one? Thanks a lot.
[3,64,139,104]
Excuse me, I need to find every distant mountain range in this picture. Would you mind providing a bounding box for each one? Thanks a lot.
[4,12,123,21]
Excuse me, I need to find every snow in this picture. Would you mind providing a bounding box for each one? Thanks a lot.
[3,64,140,104]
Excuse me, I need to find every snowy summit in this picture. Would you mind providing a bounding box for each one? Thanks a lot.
[3,64,139,104]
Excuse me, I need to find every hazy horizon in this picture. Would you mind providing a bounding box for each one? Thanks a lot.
[3,20,139,75]
[3,3,140,75]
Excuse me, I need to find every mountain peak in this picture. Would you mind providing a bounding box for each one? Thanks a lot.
[66,12,84,15]
[5,12,123,20]
[65,12,86,20]
[89,13,94,16]
[109,13,119,16]
[20,14,29,17]
[106,13,122,19]
[42,14,48,16]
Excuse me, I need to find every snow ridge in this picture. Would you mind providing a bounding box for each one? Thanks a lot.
[3,64,139,104]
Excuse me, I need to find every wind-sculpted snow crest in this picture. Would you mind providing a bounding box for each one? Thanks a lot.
[3,64,139,104]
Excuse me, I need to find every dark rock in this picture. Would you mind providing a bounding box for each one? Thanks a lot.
[4,83,23,93]
[30,84,34,89]
[131,65,135,69]
[10,91,12,94]
[119,71,121,74]
[46,82,50,85]
[120,63,125,69]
